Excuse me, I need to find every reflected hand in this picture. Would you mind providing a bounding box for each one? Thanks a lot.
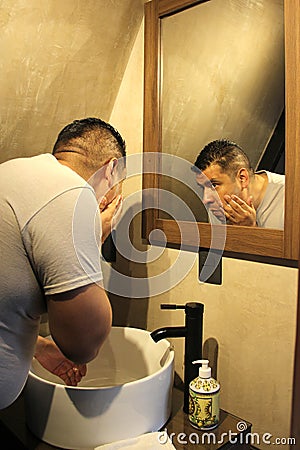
[223,194,256,226]
[34,336,87,386]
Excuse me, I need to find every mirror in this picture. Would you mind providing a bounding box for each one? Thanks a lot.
[160,0,284,225]
[143,0,300,260]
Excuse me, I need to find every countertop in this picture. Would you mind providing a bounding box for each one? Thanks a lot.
[0,388,252,450]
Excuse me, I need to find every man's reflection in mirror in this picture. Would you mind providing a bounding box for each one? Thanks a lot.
[192,139,285,229]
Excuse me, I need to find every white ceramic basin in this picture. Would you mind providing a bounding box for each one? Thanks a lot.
[24,327,174,449]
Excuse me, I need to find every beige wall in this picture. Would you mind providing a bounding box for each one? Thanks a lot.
[111,16,298,450]
[0,0,143,162]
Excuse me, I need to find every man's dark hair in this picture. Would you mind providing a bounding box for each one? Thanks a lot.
[193,139,253,179]
[52,117,126,173]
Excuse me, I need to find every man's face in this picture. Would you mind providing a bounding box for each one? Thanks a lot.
[93,159,126,211]
[196,163,242,221]
[106,180,123,205]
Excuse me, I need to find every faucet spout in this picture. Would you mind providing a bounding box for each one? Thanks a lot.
[150,302,204,415]
[150,326,186,342]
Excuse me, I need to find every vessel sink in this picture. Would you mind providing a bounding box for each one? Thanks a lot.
[24,327,174,449]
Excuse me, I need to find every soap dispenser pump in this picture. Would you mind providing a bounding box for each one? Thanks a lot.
[189,359,220,430]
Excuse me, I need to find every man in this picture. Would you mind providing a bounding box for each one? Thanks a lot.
[193,139,285,229]
[0,117,126,409]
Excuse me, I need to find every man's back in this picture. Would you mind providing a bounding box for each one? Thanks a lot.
[0,154,99,408]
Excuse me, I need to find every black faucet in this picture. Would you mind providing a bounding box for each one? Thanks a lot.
[150,302,204,414]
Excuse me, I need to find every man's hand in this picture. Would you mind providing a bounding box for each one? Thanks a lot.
[223,194,257,226]
[34,336,87,386]
[100,194,122,242]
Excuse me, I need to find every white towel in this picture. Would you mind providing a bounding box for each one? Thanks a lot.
[95,431,176,449]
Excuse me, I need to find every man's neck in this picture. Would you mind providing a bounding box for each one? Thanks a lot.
[250,172,268,209]
[55,154,92,182]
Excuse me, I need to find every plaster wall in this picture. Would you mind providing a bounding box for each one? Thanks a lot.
[0,0,144,162]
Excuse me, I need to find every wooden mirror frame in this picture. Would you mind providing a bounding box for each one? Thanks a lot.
[143,0,300,261]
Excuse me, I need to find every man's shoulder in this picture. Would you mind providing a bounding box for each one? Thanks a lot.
[256,170,285,186]
[266,171,285,186]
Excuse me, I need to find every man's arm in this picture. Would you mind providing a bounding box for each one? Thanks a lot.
[47,283,112,364]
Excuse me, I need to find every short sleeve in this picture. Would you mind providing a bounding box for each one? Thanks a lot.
[22,187,103,295]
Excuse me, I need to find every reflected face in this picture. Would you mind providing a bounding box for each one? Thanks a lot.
[196,164,241,221]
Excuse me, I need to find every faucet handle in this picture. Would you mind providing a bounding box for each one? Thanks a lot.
[161,303,204,317]
[160,304,185,310]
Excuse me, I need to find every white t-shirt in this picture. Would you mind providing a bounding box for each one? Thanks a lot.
[0,154,103,408]
[256,171,285,230]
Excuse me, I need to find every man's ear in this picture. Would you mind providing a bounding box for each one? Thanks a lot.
[105,158,118,187]
[237,167,250,189]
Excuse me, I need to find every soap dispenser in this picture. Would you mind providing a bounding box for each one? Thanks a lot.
[189,359,220,430]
